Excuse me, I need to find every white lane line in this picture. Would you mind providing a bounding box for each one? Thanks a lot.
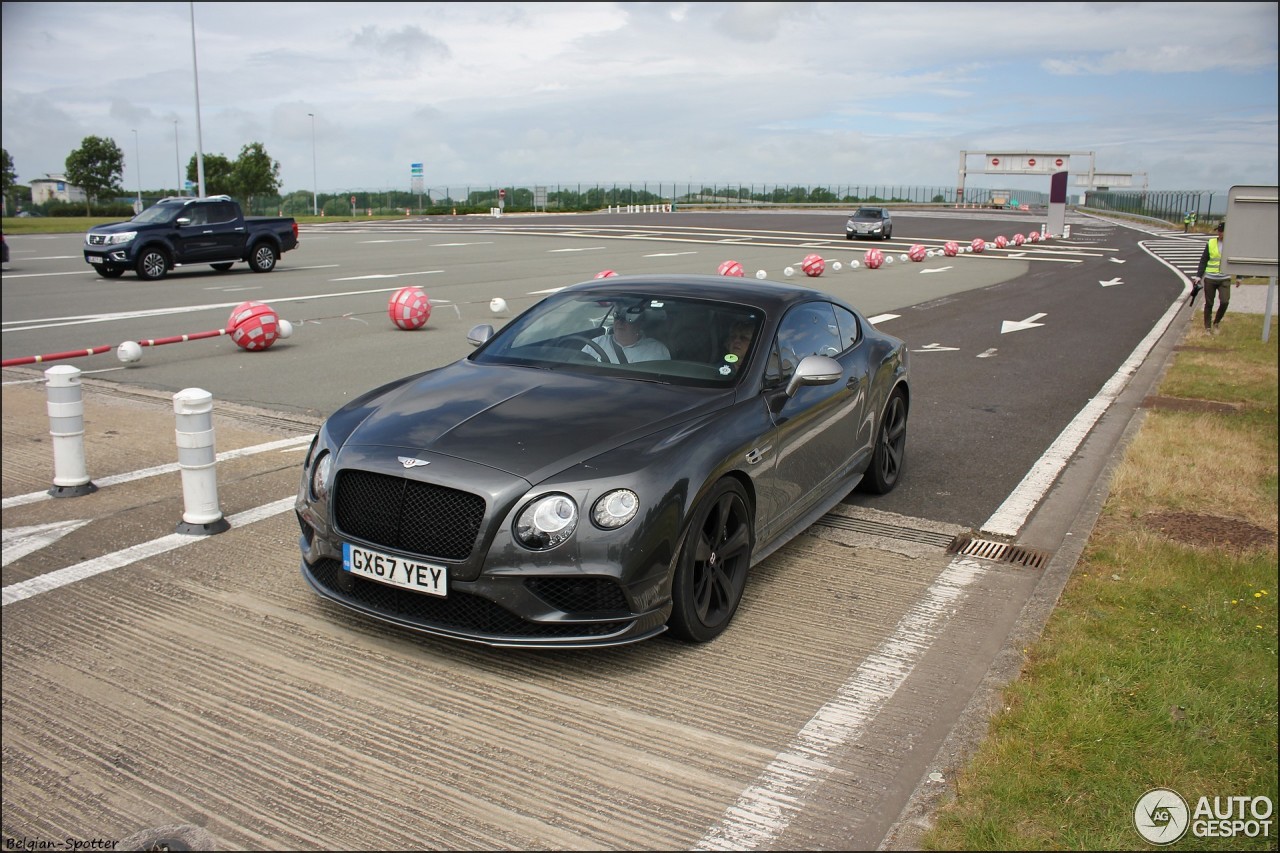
[2,497,295,607]
[1,435,311,510]
[867,313,900,325]
[695,557,987,850]
[1,287,426,333]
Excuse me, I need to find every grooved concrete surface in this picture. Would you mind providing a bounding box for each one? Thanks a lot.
[2,371,1043,851]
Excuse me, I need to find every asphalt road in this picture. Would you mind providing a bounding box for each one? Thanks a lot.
[1,208,1202,850]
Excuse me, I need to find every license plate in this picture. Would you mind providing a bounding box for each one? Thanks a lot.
[342,543,448,597]
[87,255,104,264]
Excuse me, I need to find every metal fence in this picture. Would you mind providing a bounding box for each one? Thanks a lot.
[1081,190,1224,225]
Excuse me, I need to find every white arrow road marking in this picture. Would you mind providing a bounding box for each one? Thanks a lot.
[977,348,999,358]
[2,520,92,567]
[920,267,953,274]
[1001,313,1047,334]
[1100,277,1124,287]
[913,343,960,352]
[2,498,295,607]
[1110,257,1126,263]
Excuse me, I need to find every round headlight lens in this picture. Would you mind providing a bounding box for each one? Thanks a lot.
[515,494,578,550]
[592,489,639,529]
[310,451,332,501]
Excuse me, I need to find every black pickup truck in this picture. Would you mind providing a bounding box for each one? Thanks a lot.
[83,195,298,281]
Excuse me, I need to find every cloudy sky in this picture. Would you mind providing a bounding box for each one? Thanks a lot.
[2,1,1276,197]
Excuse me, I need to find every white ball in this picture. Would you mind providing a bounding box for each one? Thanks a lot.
[755,269,767,279]
[783,266,795,277]
[884,255,894,264]
[849,260,860,270]
[276,318,294,339]
[489,297,508,314]
[831,261,843,271]
[899,254,909,262]
[116,341,142,364]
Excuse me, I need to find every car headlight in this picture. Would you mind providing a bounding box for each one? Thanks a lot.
[309,450,332,501]
[515,494,578,550]
[592,489,638,529]
[103,231,137,245]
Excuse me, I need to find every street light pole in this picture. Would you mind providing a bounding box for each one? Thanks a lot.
[173,120,182,196]
[308,112,318,215]
[189,1,206,197]
[132,128,142,209]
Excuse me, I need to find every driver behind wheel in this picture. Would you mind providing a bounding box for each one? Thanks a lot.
[585,303,670,363]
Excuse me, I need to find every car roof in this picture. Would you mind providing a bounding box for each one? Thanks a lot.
[556,274,848,314]
[854,206,887,214]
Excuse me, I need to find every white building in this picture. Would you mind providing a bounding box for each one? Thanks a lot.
[30,174,88,204]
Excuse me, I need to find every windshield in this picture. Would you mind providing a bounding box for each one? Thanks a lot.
[853,209,885,220]
[471,291,764,388]
[132,202,186,225]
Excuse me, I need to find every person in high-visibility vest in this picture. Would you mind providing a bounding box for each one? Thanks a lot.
[1183,211,1193,232]
[1192,222,1237,336]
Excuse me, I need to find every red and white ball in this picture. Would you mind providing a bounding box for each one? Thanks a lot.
[970,238,986,254]
[1012,233,1025,246]
[227,301,280,351]
[1027,231,1040,243]
[717,260,745,277]
[943,241,959,257]
[801,254,825,277]
[908,245,927,262]
[387,286,432,330]
[994,235,1008,248]
[594,269,618,279]
[864,248,884,269]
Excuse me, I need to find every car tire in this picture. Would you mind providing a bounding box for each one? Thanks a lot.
[249,243,277,273]
[860,386,908,494]
[846,233,853,240]
[135,247,169,281]
[667,478,753,643]
[211,262,234,272]
[99,266,126,279]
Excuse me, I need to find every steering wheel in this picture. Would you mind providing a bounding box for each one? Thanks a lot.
[567,333,612,363]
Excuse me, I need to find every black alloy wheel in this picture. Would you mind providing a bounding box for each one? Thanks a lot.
[668,479,753,642]
[860,387,907,494]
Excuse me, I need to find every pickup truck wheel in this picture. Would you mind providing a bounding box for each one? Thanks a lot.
[136,248,169,281]
[99,266,126,279]
[249,243,278,273]
[211,262,234,272]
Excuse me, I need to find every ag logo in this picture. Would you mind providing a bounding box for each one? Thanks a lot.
[1134,788,1189,844]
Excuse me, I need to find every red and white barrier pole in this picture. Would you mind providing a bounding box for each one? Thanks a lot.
[45,365,98,498]
[3,347,114,368]
[173,388,229,535]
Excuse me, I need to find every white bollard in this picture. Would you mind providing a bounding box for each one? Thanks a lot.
[1063,224,1071,238]
[172,388,229,535]
[45,365,97,497]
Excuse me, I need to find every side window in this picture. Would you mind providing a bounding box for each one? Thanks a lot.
[766,303,843,383]
[833,305,861,351]
[209,202,236,224]
[185,205,207,226]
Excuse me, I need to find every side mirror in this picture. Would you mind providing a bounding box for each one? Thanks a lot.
[467,324,495,347]
[784,355,843,397]
[175,217,191,226]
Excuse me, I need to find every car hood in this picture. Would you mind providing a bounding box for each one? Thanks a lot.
[336,360,732,482]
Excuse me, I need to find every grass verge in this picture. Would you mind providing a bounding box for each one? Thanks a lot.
[922,312,1278,850]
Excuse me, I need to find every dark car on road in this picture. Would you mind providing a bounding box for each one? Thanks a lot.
[295,275,910,648]
[846,206,893,239]
[83,194,298,281]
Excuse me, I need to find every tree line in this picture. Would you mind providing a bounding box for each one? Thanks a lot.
[1,138,280,215]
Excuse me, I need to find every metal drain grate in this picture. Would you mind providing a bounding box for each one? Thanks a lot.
[946,534,1051,569]
[815,514,956,549]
